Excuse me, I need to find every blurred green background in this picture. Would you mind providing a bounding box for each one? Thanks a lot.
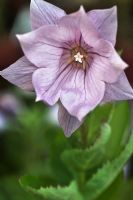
[0,0,133,200]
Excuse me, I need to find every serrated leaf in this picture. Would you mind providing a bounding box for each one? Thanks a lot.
[20,176,83,200]
[20,175,57,189]
[84,134,133,200]
[37,182,83,200]
[61,124,111,174]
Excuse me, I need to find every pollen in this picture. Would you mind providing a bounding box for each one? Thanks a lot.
[74,52,84,63]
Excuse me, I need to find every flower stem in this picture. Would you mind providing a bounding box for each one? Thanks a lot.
[80,122,88,148]
[77,171,86,192]
[77,120,89,191]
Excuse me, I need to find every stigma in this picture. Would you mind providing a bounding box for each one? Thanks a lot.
[74,52,84,63]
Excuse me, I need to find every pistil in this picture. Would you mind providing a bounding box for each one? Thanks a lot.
[70,45,88,70]
[74,52,84,63]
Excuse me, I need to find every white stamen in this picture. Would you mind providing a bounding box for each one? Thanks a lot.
[74,52,83,63]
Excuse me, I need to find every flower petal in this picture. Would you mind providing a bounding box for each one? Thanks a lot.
[32,59,72,105]
[32,68,59,105]
[79,7,100,47]
[17,25,77,68]
[0,56,36,90]
[57,6,84,44]
[91,39,128,83]
[88,6,117,46]
[30,0,66,30]
[110,48,128,70]
[102,72,133,103]
[55,6,99,47]
[60,68,105,121]
[58,103,83,137]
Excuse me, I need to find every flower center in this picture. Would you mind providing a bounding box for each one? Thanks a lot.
[74,52,84,63]
[70,46,88,70]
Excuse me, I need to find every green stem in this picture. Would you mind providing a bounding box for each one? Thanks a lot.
[77,171,86,192]
[80,122,88,148]
[77,120,89,190]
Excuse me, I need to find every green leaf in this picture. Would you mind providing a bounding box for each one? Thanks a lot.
[36,182,83,200]
[107,101,131,159]
[87,103,113,144]
[96,172,131,200]
[94,175,133,200]
[0,176,42,200]
[84,134,133,200]
[61,124,111,174]
[20,176,83,200]
[20,175,57,189]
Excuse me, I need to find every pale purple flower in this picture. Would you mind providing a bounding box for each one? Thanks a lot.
[0,93,22,132]
[1,0,133,137]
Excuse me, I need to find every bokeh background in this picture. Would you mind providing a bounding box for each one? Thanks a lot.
[0,0,133,199]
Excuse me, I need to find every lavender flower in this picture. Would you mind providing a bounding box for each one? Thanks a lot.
[1,0,133,137]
